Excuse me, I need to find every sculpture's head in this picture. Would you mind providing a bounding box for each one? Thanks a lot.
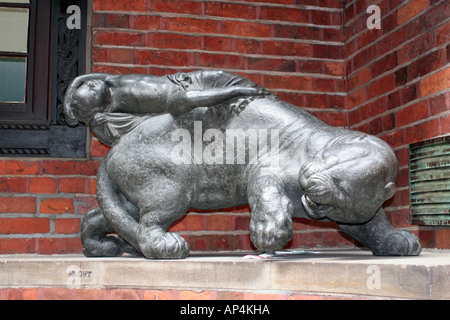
[299,133,398,224]
[64,78,112,126]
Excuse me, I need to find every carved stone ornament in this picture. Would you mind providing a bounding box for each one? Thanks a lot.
[64,70,421,259]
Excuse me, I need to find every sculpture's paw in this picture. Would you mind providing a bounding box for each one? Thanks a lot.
[139,230,190,259]
[374,230,422,256]
[82,236,124,257]
[250,217,293,254]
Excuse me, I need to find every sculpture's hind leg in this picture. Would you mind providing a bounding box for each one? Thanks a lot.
[136,188,190,259]
[338,208,421,256]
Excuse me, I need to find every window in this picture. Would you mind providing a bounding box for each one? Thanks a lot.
[0,0,87,157]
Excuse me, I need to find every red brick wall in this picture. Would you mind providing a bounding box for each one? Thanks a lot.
[0,0,448,255]
[345,0,449,248]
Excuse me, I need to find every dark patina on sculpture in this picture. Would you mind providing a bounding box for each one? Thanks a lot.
[64,70,421,259]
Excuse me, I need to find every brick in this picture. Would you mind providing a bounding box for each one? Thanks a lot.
[419,67,450,98]
[235,215,250,230]
[169,215,203,232]
[37,238,82,254]
[55,219,81,234]
[75,289,108,300]
[403,103,430,132]
[143,290,172,300]
[410,49,446,81]
[398,32,434,64]
[307,94,328,109]
[93,31,145,47]
[352,45,377,70]
[109,48,135,64]
[59,177,87,194]
[74,196,98,215]
[40,198,74,214]
[314,78,336,92]
[380,130,404,149]
[29,177,57,194]
[395,67,408,86]
[109,289,140,300]
[348,67,371,91]
[133,15,160,31]
[204,36,233,52]
[221,21,271,38]
[436,229,450,249]
[276,92,305,108]
[92,64,147,75]
[429,93,448,115]
[260,6,309,23]
[322,28,344,42]
[247,58,296,72]
[367,74,396,99]
[312,111,347,127]
[381,113,396,131]
[233,38,261,54]
[0,238,36,254]
[348,88,367,109]
[90,137,111,157]
[310,10,331,25]
[149,0,202,15]
[358,28,382,50]
[40,160,99,176]
[0,218,49,234]
[0,197,36,213]
[377,27,407,56]
[38,288,74,300]
[397,0,430,25]
[313,44,344,60]
[401,84,418,105]
[436,20,450,46]
[0,177,27,193]
[93,13,130,28]
[91,47,107,63]
[206,215,234,231]
[205,2,256,20]
[0,160,39,175]
[195,53,244,69]
[274,25,321,40]
[361,97,387,120]
[405,118,441,144]
[264,75,313,91]
[149,33,203,50]
[5,288,38,300]
[298,60,323,74]
[323,61,344,76]
[371,52,398,78]
[93,0,147,12]
[138,50,190,66]
[387,91,402,109]
[164,17,218,34]
[178,291,211,300]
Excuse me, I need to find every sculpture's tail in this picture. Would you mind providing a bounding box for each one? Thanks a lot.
[96,159,140,251]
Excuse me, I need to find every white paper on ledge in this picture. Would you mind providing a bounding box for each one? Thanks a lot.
[243,250,320,260]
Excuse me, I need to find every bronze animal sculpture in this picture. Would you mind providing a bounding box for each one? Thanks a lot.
[64,70,421,259]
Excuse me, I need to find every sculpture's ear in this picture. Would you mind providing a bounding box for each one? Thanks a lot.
[384,182,396,200]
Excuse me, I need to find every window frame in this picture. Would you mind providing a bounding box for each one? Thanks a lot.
[0,0,87,158]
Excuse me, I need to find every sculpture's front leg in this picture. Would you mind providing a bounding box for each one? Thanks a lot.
[338,208,421,256]
[248,176,294,253]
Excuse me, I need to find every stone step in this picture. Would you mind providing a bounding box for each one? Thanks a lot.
[0,249,449,299]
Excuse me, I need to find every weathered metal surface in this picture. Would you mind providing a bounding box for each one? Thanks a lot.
[409,135,450,226]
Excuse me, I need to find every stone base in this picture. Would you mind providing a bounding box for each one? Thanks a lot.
[1,249,449,300]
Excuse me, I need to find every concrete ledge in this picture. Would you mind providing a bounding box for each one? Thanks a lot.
[0,249,449,299]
